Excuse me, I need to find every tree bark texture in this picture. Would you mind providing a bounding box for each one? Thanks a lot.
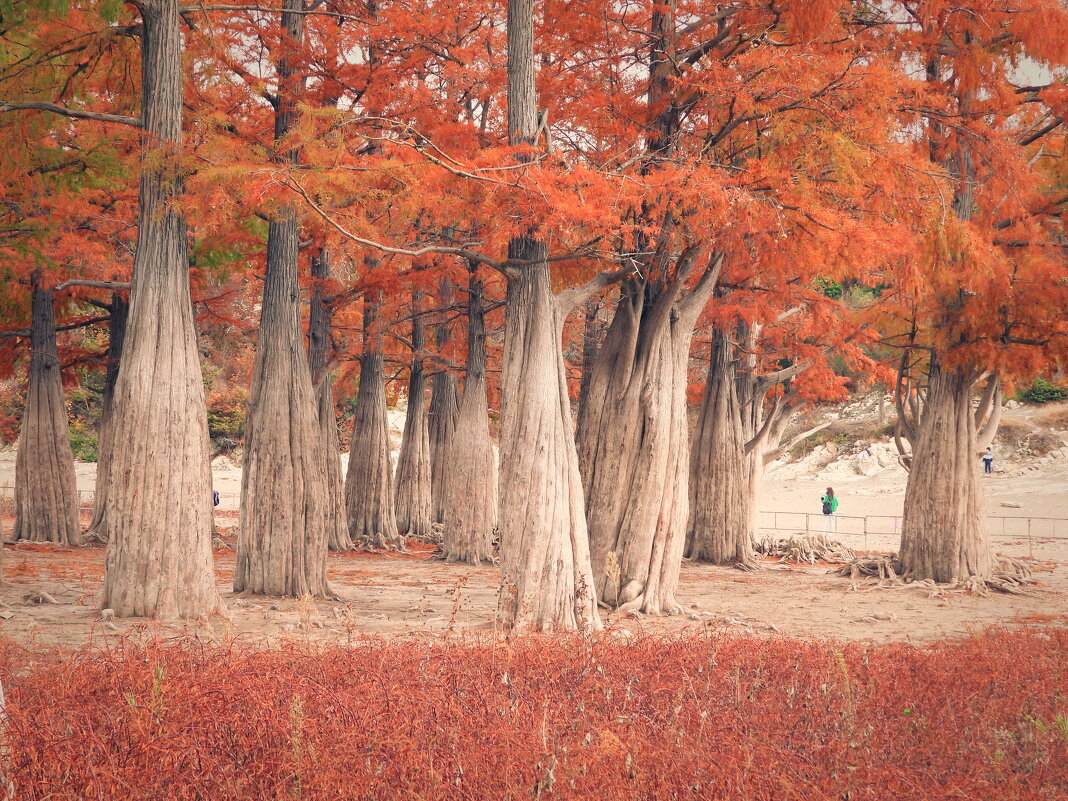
[13,280,80,545]
[428,282,459,523]
[85,294,127,542]
[497,0,599,632]
[394,292,433,538]
[344,294,403,549]
[576,266,715,614]
[687,330,758,565]
[308,247,351,550]
[234,0,333,596]
[497,242,600,632]
[101,0,220,618]
[441,266,498,563]
[899,364,991,582]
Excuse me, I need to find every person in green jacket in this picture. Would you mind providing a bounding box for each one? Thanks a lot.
[821,487,839,533]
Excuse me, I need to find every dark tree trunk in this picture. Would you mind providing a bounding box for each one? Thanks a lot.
[899,363,992,582]
[85,293,127,543]
[577,296,604,415]
[394,291,433,538]
[234,0,333,596]
[344,293,403,549]
[441,264,497,563]
[101,0,220,618]
[13,277,80,545]
[428,280,459,523]
[308,246,351,551]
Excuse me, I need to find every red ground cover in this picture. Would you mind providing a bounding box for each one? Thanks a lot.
[0,629,1065,800]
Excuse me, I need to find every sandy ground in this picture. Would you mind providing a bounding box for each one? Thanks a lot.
[1,403,1066,650]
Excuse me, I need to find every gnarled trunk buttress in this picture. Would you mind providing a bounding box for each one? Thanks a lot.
[85,293,127,543]
[102,0,220,618]
[394,291,433,538]
[441,265,497,563]
[576,258,718,614]
[344,293,403,549]
[899,363,992,582]
[13,279,80,545]
[308,246,351,551]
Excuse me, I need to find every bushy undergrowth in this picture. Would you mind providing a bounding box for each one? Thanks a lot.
[1020,378,1068,405]
[1,629,1065,800]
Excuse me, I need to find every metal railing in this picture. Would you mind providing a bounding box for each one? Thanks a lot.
[757,510,1068,557]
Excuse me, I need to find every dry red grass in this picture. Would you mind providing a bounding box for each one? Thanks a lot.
[0,629,1065,800]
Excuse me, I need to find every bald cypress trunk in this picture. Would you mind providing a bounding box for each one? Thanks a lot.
[428,281,459,523]
[344,294,403,549]
[85,293,127,543]
[101,0,220,618]
[687,331,758,565]
[308,247,351,551]
[13,278,80,545]
[394,292,433,538]
[441,265,497,563]
[496,0,600,632]
[899,364,991,582]
[234,0,333,596]
[576,263,717,614]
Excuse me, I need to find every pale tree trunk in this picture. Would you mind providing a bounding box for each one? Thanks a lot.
[496,0,600,632]
[687,332,757,565]
[576,256,719,614]
[897,362,993,582]
[234,0,333,596]
[428,280,459,523]
[394,291,433,538]
[688,323,809,565]
[308,247,351,551]
[441,264,497,563]
[101,0,220,618]
[85,293,127,543]
[13,278,81,545]
[344,293,404,549]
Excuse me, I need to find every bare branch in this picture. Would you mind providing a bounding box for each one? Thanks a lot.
[0,101,140,129]
[54,279,131,293]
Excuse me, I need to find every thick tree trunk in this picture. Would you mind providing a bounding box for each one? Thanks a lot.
[899,364,991,582]
[497,0,599,632]
[428,282,459,523]
[441,266,497,563]
[101,0,220,618]
[576,273,710,614]
[85,294,127,542]
[344,294,403,549]
[234,0,333,596]
[497,243,600,632]
[394,292,433,538]
[13,279,80,545]
[308,247,351,550]
[687,332,758,565]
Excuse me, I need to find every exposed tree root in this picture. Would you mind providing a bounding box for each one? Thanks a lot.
[835,554,1039,596]
[755,534,856,565]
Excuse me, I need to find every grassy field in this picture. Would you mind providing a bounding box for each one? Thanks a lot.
[1,628,1065,800]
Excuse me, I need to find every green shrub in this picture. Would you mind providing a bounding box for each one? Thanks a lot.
[1020,378,1068,405]
[69,421,98,462]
